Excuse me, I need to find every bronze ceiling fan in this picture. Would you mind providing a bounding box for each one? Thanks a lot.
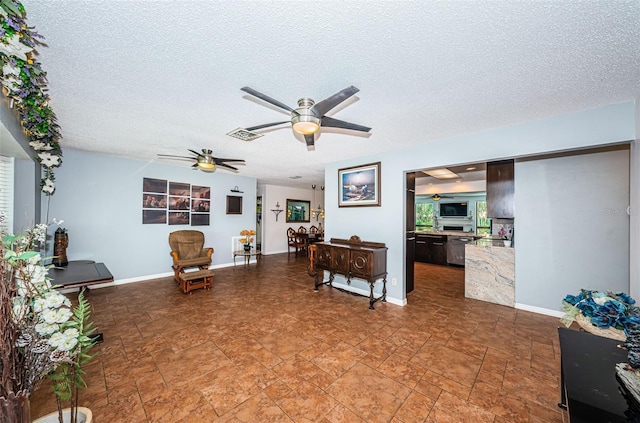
[230,86,371,148]
[157,149,245,172]
[431,194,454,201]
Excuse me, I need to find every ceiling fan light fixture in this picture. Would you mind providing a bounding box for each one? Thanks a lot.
[197,162,215,170]
[292,114,320,135]
[197,153,216,170]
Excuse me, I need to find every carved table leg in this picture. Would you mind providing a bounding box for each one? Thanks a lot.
[368,281,375,310]
[382,278,387,302]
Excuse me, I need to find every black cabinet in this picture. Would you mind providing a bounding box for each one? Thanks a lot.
[415,234,447,265]
[486,160,514,218]
[406,172,415,293]
[558,328,628,422]
[415,237,428,262]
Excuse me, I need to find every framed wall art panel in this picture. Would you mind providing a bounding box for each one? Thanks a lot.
[338,162,381,207]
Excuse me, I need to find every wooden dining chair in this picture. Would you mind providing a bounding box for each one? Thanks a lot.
[287,227,307,256]
[309,225,318,234]
[298,226,307,233]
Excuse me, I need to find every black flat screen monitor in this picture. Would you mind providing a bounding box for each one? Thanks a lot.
[439,202,468,217]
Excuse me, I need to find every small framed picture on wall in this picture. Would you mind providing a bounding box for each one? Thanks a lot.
[226,196,243,214]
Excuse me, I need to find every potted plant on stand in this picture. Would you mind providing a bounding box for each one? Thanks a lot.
[240,229,256,252]
[0,218,96,423]
[34,291,96,423]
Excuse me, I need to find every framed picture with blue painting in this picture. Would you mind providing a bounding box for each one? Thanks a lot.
[338,162,381,207]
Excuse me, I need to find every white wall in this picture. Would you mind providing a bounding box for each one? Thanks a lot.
[260,184,325,254]
[515,148,630,310]
[631,99,640,299]
[324,101,637,307]
[43,149,257,281]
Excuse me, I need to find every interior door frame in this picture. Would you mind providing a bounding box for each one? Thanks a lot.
[405,172,416,295]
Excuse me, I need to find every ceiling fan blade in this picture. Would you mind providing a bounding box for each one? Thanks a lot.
[216,163,239,171]
[241,87,294,112]
[187,149,206,157]
[213,158,245,164]
[304,134,315,147]
[246,121,290,131]
[311,86,359,117]
[157,154,195,160]
[320,116,371,132]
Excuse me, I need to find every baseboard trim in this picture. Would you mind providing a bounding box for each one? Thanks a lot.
[326,282,405,307]
[515,303,564,318]
[66,261,246,291]
[262,249,289,255]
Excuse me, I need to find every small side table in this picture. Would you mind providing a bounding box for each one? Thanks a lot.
[233,249,261,266]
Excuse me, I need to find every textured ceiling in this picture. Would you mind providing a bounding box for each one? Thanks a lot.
[16,0,640,188]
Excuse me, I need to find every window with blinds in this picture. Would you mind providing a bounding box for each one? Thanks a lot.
[0,156,14,233]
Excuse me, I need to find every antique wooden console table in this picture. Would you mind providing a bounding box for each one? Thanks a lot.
[312,237,388,310]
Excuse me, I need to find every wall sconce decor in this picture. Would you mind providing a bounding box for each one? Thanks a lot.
[311,185,325,222]
[271,202,283,221]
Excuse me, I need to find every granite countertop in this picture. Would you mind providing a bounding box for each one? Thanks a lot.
[471,237,513,247]
[415,230,482,237]
[415,231,513,247]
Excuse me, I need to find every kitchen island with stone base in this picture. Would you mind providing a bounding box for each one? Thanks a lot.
[464,240,515,307]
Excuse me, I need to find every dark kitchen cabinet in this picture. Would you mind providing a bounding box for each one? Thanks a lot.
[415,237,428,262]
[406,172,416,294]
[415,234,447,265]
[486,160,515,218]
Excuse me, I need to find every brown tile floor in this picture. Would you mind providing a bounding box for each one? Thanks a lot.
[30,255,565,422]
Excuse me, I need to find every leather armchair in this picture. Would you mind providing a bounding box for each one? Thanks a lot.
[169,230,214,282]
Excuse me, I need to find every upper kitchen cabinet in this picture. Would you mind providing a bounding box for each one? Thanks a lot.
[486,160,514,218]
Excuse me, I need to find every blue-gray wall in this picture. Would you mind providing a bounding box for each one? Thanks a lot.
[516,148,629,310]
[324,101,637,311]
[43,149,257,281]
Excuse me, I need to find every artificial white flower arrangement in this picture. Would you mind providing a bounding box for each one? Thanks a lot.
[1,217,96,422]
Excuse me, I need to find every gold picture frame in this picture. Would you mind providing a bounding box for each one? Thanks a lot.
[338,162,381,207]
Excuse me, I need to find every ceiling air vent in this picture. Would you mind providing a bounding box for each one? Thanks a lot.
[226,128,263,142]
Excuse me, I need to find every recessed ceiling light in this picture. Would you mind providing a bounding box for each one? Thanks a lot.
[466,167,476,171]
[424,168,459,179]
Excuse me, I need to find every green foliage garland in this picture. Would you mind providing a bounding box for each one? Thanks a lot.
[0,0,62,195]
